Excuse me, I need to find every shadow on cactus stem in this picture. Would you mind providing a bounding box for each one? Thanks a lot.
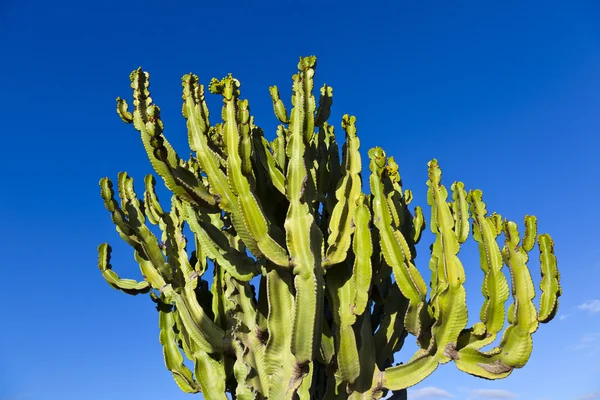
[97,56,561,399]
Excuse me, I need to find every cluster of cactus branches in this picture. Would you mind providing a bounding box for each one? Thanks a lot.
[97,56,561,399]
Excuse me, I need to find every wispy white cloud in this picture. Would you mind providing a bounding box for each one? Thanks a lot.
[574,333,600,352]
[579,300,600,313]
[410,387,453,399]
[469,389,516,399]
[580,390,600,400]
[559,314,570,320]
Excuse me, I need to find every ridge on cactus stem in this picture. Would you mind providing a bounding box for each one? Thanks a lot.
[98,56,561,399]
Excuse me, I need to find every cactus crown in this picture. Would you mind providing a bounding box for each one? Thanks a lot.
[99,56,561,399]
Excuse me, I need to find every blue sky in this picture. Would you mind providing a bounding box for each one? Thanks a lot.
[1,0,599,399]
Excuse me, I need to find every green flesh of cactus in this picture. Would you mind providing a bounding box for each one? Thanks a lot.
[98,56,561,399]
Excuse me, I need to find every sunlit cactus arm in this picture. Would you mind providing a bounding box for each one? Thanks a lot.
[426,159,468,363]
[368,147,428,337]
[182,74,237,212]
[173,308,229,399]
[143,175,165,226]
[211,75,289,267]
[454,218,547,378]
[352,194,373,316]
[163,197,197,286]
[538,233,561,322]
[182,74,265,261]
[154,295,201,394]
[271,124,288,171]
[450,182,470,243]
[217,270,265,399]
[382,157,403,228]
[263,268,298,399]
[252,130,286,196]
[118,69,218,211]
[238,104,256,181]
[181,203,259,281]
[382,351,439,391]
[383,157,421,262]
[327,262,361,385]
[99,175,168,289]
[412,205,426,243]
[269,85,290,124]
[285,56,325,365]
[458,190,509,349]
[324,115,362,267]
[97,243,151,294]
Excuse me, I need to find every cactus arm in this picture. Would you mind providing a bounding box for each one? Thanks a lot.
[450,182,470,243]
[171,310,229,398]
[460,190,509,348]
[121,70,217,210]
[272,125,288,171]
[522,215,537,252]
[454,219,539,378]
[382,353,439,390]
[143,175,165,226]
[427,159,469,362]
[182,74,237,212]
[253,133,286,195]
[219,272,266,399]
[327,262,361,385]
[182,203,258,281]
[270,85,290,124]
[163,197,196,284]
[233,346,259,400]
[238,103,256,180]
[183,74,264,259]
[284,56,325,364]
[315,84,333,126]
[538,233,561,322]
[161,283,225,355]
[382,157,403,228]
[501,220,538,361]
[157,303,201,393]
[325,115,362,267]
[192,349,228,399]
[97,244,151,294]
[412,206,425,243]
[452,347,511,379]
[352,194,373,316]
[264,268,298,398]
[100,176,168,289]
[211,75,289,267]
[368,147,428,336]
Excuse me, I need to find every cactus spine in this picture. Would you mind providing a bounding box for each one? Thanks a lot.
[98,56,561,399]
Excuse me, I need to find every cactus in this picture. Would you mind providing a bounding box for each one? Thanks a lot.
[98,56,561,399]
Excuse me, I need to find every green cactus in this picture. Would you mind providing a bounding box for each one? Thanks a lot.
[98,56,561,399]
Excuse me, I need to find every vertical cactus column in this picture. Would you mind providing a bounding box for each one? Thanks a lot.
[98,56,561,399]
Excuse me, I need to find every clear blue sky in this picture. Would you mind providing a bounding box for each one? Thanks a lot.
[1,1,599,399]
